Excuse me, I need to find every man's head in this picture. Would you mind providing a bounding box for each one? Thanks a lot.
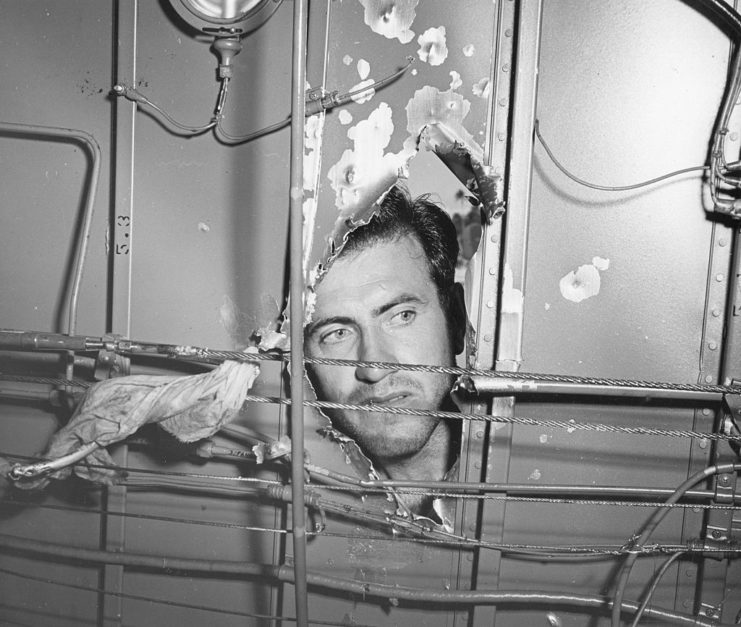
[305,186,465,473]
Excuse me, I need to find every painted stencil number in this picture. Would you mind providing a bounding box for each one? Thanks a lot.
[115,215,131,254]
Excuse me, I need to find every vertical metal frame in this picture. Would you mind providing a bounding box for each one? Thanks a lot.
[466,1,543,625]
[101,1,137,624]
[463,0,542,625]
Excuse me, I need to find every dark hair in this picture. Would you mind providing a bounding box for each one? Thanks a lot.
[339,185,459,312]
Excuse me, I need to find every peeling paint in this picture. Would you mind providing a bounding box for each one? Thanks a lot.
[405,86,480,157]
[472,77,491,99]
[462,43,475,57]
[303,112,325,277]
[358,0,419,44]
[417,26,448,66]
[449,70,462,90]
[327,102,406,220]
[349,78,376,104]
[338,109,353,125]
[501,264,523,315]
[559,257,610,303]
[357,58,370,80]
[592,255,610,271]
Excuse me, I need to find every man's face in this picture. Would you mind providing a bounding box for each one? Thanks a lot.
[305,234,456,462]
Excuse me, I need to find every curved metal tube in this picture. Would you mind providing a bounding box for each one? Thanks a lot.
[0,122,101,337]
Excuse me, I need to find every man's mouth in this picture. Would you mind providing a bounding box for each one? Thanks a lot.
[362,393,411,406]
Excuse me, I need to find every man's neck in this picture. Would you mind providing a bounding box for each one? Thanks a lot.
[376,419,453,514]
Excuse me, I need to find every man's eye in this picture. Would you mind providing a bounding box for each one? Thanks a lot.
[391,309,416,325]
[320,327,352,344]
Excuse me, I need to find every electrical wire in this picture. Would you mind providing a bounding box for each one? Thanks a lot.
[0,565,365,627]
[112,84,217,135]
[0,543,727,627]
[534,120,709,192]
[628,551,686,627]
[610,462,741,627]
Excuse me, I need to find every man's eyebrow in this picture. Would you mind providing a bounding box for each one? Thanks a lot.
[371,293,427,317]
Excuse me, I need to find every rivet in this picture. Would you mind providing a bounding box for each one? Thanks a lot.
[501,63,510,72]
[711,529,722,539]
[483,334,492,343]
[489,266,497,275]
[716,273,725,282]
[708,341,718,350]
[698,439,708,449]
[486,300,495,308]
[702,408,711,416]
[705,375,713,383]
[467,554,474,561]
[497,132,506,141]
[685,569,694,578]
[490,234,498,243]
[469,523,477,531]
[731,132,739,142]
[505,29,513,37]
[476,430,485,439]
[719,237,728,247]
[498,98,509,107]
[712,308,721,317]
[474,461,481,469]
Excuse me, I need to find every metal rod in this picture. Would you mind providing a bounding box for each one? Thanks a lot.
[463,375,726,403]
[0,123,100,337]
[289,0,309,623]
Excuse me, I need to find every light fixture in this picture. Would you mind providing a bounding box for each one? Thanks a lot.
[167,0,283,37]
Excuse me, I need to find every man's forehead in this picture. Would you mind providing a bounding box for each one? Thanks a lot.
[318,235,430,290]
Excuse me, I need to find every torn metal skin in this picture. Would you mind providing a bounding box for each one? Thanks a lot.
[300,119,503,532]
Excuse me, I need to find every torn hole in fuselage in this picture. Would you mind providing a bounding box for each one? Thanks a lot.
[301,131,502,498]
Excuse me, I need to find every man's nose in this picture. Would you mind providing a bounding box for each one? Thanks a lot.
[355,332,398,383]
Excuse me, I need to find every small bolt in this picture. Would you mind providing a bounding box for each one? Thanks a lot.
[487,300,495,308]
[719,475,730,485]
[716,273,725,282]
[702,408,711,416]
[505,29,513,37]
[501,63,510,73]
[489,266,497,275]
[699,439,708,449]
[719,237,728,247]
[497,132,506,141]
[708,341,718,350]
[483,334,492,343]
[490,234,498,243]
[705,375,713,383]
[476,430,485,439]
[712,308,722,317]
[711,529,722,539]
[498,98,509,107]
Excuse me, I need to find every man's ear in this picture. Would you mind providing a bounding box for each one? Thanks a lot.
[448,282,467,356]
